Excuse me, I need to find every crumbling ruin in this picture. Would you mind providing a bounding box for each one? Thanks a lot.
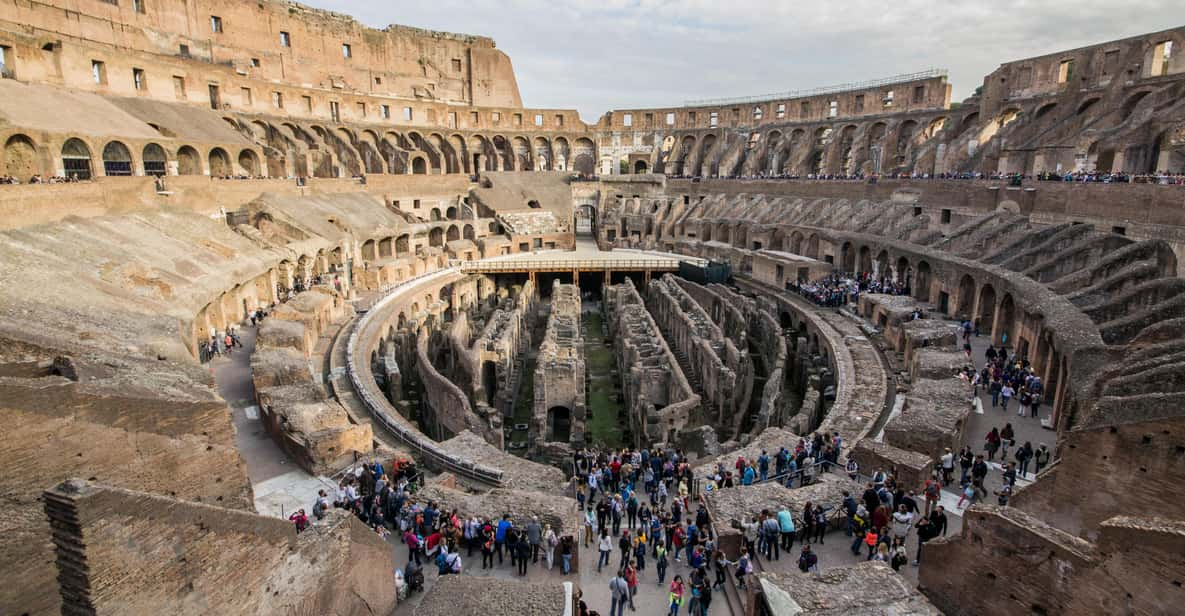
[0,2,1183,614]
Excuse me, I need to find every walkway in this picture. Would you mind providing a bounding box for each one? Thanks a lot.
[209,325,335,518]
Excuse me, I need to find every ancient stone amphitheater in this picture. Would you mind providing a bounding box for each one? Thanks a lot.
[1,2,1183,615]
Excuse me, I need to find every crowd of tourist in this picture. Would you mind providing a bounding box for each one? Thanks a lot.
[0,174,88,184]
[670,170,1185,185]
[789,272,910,307]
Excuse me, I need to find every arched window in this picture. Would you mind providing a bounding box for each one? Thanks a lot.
[102,141,133,176]
[142,143,167,176]
[61,138,93,180]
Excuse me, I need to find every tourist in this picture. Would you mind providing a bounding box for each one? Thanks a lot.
[940,448,955,484]
[798,544,819,573]
[514,533,531,575]
[761,510,780,560]
[735,547,752,588]
[624,562,639,610]
[1000,423,1015,459]
[1034,443,1051,474]
[598,529,612,572]
[543,523,558,570]
[481,526,494,569]
[609,570,630,616]
[560,535,574,574]
[889,536,908,571]
[495,513,511,564]
[777,505,796,552]
[891,504,913,542]
[984,427,1001,461]
[526,516,542,564]
[667,575,685,616]
[863,526,879,559]
[655,542,669,584]
[1016,441,1034,477]
[289,508,308,533]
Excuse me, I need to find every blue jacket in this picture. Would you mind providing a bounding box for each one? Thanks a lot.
[496,519,511,542]
[777,510,795,533]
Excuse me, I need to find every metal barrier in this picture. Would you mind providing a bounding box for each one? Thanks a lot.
[460,258,684,273]
[346,268,505,486]
[683,68,949,107]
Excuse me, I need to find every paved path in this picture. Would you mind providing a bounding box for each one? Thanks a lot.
[209,325,335,518]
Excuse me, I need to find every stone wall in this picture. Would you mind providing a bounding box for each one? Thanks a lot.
[533,282,585,448]
[603,278,700,447]
[44,479,393,615]
[920,506,1185,616]
[647,274,751,438]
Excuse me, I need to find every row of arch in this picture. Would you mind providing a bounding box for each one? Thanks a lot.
[650,114,958,179]
[223,118,599,178]
[2,132,263,180]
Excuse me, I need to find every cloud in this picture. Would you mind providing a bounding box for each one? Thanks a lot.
[303,0,1185,122]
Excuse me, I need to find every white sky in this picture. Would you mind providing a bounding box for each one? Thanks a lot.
[303,0,1185,122]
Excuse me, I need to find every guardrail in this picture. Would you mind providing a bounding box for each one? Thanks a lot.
[346,268,505,486]
[460,258,684,273]
[683,68,949,107]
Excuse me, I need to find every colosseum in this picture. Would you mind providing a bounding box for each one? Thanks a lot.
[1,2,1183,615]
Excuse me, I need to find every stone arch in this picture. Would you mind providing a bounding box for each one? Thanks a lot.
[954,112,979,139]
[895,256,911,286]
[553,136,570,171]
[956,274,976,318]
[446,224,460,242]
[1120,90,1151,123]
[977,284,997,336]
[634,159,649,174]
[875,249,890,277]
[1076,97,1101,116]
[996,292,1017,347]
[512,136,532,171]
[177,145,201,175]
[429,133,458,174]
[840,241,856,273]
[429,227,444,247]
[804,233,820,260]
[237,149,260,176]
[463,224,475,240]
[492,135,514,171]
[858,245,872,274]
[573,138,596,176]
[208,147,232,176]
[4,134,38,179]
[395,234,410,255]
[673,135,696,176]
[142,143,167,176]
[914,260,932,301]
[101,140,133,176]
[789,230,805,255]
[533,136,552,171]
[410,154,428,175]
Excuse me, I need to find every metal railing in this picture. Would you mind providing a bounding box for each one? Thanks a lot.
[460,258,683,273]
[346,268,505,486]
[683,69,948,107]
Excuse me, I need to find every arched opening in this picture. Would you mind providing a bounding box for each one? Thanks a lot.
[463,224,475,240]
[177,146,201,175]
[1076,97,1101,116]
[895,256,911,288]
[430,208,442,222]
[1120,91,1150,122]
[411,156,427,174]
[977,284,997,337]
[996,293,1017,348]
[547,406,572,442]
[429,227,444,247]
[101,141,133,176]
[914,261,932,301]
[61,138,93,180]
[804,234,819,260]
[395,234,409,255]
[634,159,649,174]
[237,149,260,176]
[573,138,596,176]
[575,204,596,236]
[858,245,872,274]
[445,206,458,220]
[840,241,855,273]
[142,143,167,176]
[208,147,231,176]
[446,225,460,242]
[4,134,38,179]
[875,250,890,278]
[482,360,498,405]
[956,275,976,318]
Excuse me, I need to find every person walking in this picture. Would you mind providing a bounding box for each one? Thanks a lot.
[543,523,558,570]
[1034,443,1051,474]
[655,543,669,584]
[1016,441,1034,478]
[526,516,542,564]
[560,535,573,575]
[609,571,631,616]
[1000,423,1015,459]
[598,529,613,573]
[667,575,685,616]
[984,427,1001,461]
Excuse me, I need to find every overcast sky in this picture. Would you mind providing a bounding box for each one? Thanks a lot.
[304,0,1185,122]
